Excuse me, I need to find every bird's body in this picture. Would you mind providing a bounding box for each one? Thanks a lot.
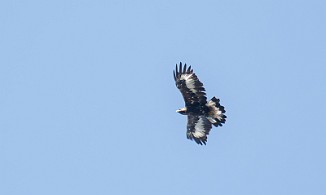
[174,62,226,145]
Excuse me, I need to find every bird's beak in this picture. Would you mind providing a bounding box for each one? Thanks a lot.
[176,109,180,113]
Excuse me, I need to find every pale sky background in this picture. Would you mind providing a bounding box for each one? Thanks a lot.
[1,0,326,194]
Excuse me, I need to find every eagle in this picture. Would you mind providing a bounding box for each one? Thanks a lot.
[173,62,226,145]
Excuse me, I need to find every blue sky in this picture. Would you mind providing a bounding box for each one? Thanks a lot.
[1,0,326,194]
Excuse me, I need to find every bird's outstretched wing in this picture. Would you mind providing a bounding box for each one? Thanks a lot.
[173,62,207,106]
[187,115,212,145]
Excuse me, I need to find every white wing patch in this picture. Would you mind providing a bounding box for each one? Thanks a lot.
[180,74,197,93]
[192,117,206,138]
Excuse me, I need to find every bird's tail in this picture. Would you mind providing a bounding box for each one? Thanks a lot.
[206,97,226,127]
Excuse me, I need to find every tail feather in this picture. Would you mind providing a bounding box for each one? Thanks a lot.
[206,96,227,127]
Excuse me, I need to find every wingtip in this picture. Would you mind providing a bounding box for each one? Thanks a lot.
[183,63,186,74]
[187,65,192,73]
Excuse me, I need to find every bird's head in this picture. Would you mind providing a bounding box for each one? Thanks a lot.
[176,107,187,115]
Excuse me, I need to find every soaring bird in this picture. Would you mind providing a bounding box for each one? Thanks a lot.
[173,62,226,145]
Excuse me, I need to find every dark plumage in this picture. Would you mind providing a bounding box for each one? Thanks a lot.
[174,62,226,145]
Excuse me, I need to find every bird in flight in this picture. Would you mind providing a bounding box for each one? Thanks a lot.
[173,62,226,145]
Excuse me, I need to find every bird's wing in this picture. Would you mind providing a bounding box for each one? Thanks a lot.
[173,62,207,106]
[186,114,212,145]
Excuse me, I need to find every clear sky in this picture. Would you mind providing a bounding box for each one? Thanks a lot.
[1,0,326,194]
